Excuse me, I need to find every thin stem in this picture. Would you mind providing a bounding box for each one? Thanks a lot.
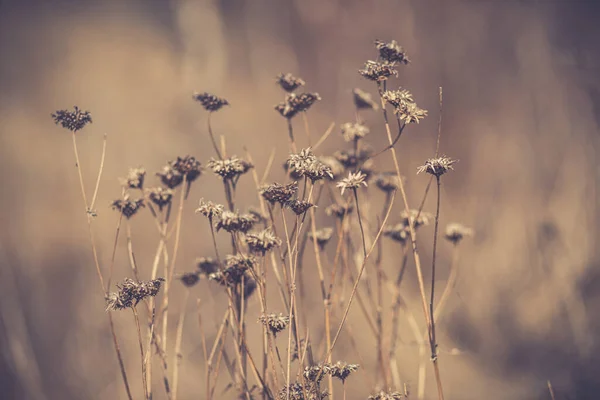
[172,291,189,400]
[286,118,297,153]
[132,307,149,400]
[429,177,442,359]
[207,112,223,159]
[89,133,107,211]
[353,188,367,258]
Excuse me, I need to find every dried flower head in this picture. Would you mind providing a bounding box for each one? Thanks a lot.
[179,272,200,287]
[287,148,333,182]
[145,187,173,211]
[328,361,359,383]
[384,223,410,244]
[337,171,368,194]
[196,257,220,276]
[105,277,165,311]
[120,167,146,190]
[417,156,457,177]
[353,88,379,110]
[156,164,183,189]
[277,383,327,400]
[261,182,298,205]
[325,203,354,219]
[285,199,315,215]
[209,254,256,288]
[375,39,410,64]
[333,148,373,170]
[445,223,473,244]
[340,122,369,142]
[382,88,427,124]
[374,173,405,193]
[308,227,334,251]
[111,196,145,219]
[276,73,305,92]
[400,209,432,229]
[215,210,256,233]
[172,155,203,183]
[259,313,290,336]
[399,101,428,124]
[275,93,321,119]
[318,156,345,180]
[51,106,92,132]
[195,199,224,219]
[359,60,398,82]
[382,88,414,108]
[192,92,229,112]
[368,390,404,400]
[246,229,281,255]
[207,156,253,181]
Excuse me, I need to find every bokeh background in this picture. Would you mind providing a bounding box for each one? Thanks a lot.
[1,0,599,399]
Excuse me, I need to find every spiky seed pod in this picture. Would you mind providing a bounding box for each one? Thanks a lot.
[172,155,202,183]
[417,156,457,177]
[105,278,165,311]
[258,313,290,336]
[328,361,359,383]
[207,156,253,180]
[375,39,410,64]
[275,92,321,119]
[245,229,281,255]
[215,211,256,233]
[359,60,398,82]
[195,199,224,219]
[337,171,368,195]
[285,199,315,215]
[276,73,305,92]
[261,182,298,205]
[192,92,229,112]
[51,106,92,132]
[286,148,332,182]
[111,196,145,219]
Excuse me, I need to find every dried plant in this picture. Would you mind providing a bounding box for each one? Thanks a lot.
[276,73,305,92]
[51,106,92,132]
[192,92,229,112]
[145,187,173,211]
[308,227,334,251]
[111,196,145,219]
[445,223,473,244]
[105,278,165,311]
[417,156,457,177]
[261,181,298,205]
[353,88,379,110]
[375,39,410,64]
[245,229,281,255]
[258,313,290,336]
[120,167,146,190]
[340,122,369,142]
[337,171,368,195]
[207,156,253,181]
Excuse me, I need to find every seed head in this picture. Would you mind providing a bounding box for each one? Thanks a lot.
[195,199,224,219]
[374,173,404,193]
[179,272,200,287]
[384,223,410,244]
[209,254,257,288]
[382,88,427,124]
[111,196,145,219]
[192,92,229,112]
[333,147,373,170]
[375,39,410,64]
[259,313,290,336]
[337,171,368,195]
[368,390,405,400]
[120,167,146,190]
[156,164,183,189]
[382,88,414,108]
[444,223,473,245]
[245,229,281,255]
[359,60,398,82]
[277,383,327,400]
[105,278,165,311]
[276,73,305,92]
[215,210,256,233]
[340,122,369,142]
[285,200,315,216]
[261,182,298,205]
[308,227,334,251]
[172,155,203,183]
[196,257,220,275]
[328,361,359,383]
[352,88,379,110]
[145,187,173,211]
[417,156,457,177]
[399,101,428,124]
[275,93,321,119]
[400,209,432,229]
[325,203,354,219]
[287,148,333,182]
[207,156,253,181]
[51,106,92,132]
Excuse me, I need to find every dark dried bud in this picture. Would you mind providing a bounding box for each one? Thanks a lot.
[417,156,457,177]
[179,272,200,287]
[51,106,92,132]
[215,210,256,233]
[259,313,290,335]
[207,156,253,180]
[156,164,183,189]
[172,155,203,183]
[145,187,173,211]
[285,200,315,215]
[375,39,410,64]
[353,88,379,110]
[325,203,354,219]
[276,73,305,92]
[196,257,220,275]
[120,167,146,190]
[111,196,145,219]
[245,229,281,255]
[384,223,409,244]
[105,278,165,311]
[192,92,229,112]
[195,199,224,219]
[444,223,473,245]
[261,182,298,205]
[275,92,321,119]
[328,361,359,383]
[359,60,398,82]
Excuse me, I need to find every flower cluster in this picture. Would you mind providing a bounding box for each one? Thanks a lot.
[195,199,224,220]
[215,210,256,233]
[285,199,315,215]
[120,167,146,190]
[359,60,398,82]
[417,156,457,177]
[258,313,289,336]
[51,106,92,132]
[196,257,220,276]
[245,229,281,255]
[275,92,321,119]
[145,187,173,210]
[382,88,428,124]
[105,278,165,311]
[261,182,298,205]
[111,196,145,219]
[207,156,253,181]
[445,223,473,244]
[286,148,333,182]
[192,92,229,112]
[375,39,410,64]
[276,73,305,92]
[337,171,368,194]
[340,122,369,142]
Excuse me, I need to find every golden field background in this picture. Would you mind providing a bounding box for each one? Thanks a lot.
[0,0,599,399]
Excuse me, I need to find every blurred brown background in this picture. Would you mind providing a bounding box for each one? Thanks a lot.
[1,0,599,399]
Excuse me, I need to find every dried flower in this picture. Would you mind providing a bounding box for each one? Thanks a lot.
[215,211,256,233]
[277,383,327,400]
[374,173,404,193]
[261,182,298,205]
[337,171,368,194]
[382,88,427,124]
[287,148,333,182]
[196,257,220,275]
[384,223,410,244]
[172,155,203,183]
[340,122,369,142]
[179,272,200,287]
[207,156,253,181]
[328,361,359,383]
[285,200,315,215]
[318,156,344,180]
[275,93,321,119]
[399,101,428,124]
[353,88,379,110]
[192,92,229,112]
[400,209,432,229]
[308,227,334,251]
[120,167,146,190]
[325,203,353,219]
[246,229,281,255]
[417,156,457,177]
[209,254,256,287]
[145,187,173,211]
[51,106,92,132]
[368,390,404,400]
[382,88,414,108]
[276,73,305,92]
[259,313,290,335]
[156,164,183,189]
[333,148,373,170]
[105,278,165,311]
[195,199,224,219]
[111,196,145,219]
[375,39,410,64]
[359,60,398,82]
[445,223,473,244]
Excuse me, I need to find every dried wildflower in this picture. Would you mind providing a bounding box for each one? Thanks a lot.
[259,313,289,335]
[303,364,331,383]
[384,223,410,244]
[179,272,200,287]
[196,257,220,275]
[105,278,165,311]
[333,148,373,170]
[275,92,321,119]
[399,101,428,124]
[328,361,359,383]
[340,122,369,142]
[120,167,146,190]
[382,88,414,108]
[359,60,398,82]
[51,106,92,132]
[172,155,203,183]
[445,223,473,244]
[111,196,145,219]
[325,203,353,219]
[287,148,333,182]
[400,209,432,229]
[145,187,173,211]
[207,156,253,181]
[382,88,427,124]
[308,227,334,251]
[368,390,404,400]
[318,156,344,180]
[276,73,305,92]
[156,164,183,189]
[277,383,327,400]
[353,88,379,110]
[226,254,257,270]
[285,200,315,215]
[337,171,368,194]
[246,229,281,255]
[192,92,229,112]
[209,254,256,287]
[215,210,256,233]
[375,39,410,64]
[374,173,404,193]
[195,199,224,219]
[261,182,298,205]
[417,156,457,177]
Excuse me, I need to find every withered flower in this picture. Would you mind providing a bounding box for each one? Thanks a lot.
[172,155,203,183]
[285,200,315,215]
[384,223,410,244]
[196,257,220,276]
[145,187,173,211]
[417,156,457,177]
[445,223,473,245]
[382,88,414,108]
[303,364,330,383]
[209,254,256,287]
[353,88,379,110]
[195,199,224,219]
[368,390,405,400]
[333,148,373,170]
[277,383,327,400]
[215,210,256,233]
[120,167,146,190]
[340,122,369,142]
[337,171,368,195]
[111,196,145,219]
[400,209,432,229]
[287,148,333,182]
[259,313,289,336]
[51,106,92,132]
[328,361,359,383]
[375,39,410,64]
[399,101,428,124]
[105,277,165,311]
[382,88,427,124]
[261,182,298,205]
[179,272,200,287]
[325,203,354,219]
[308,227,334,251]
[275,92,321,119]
[156,164,183,189]
[374,173,404,193]
[359,60,398,82]
[245,229,281,255]
[276,73,305,92]
[192,92,229,112]
[207,156,253,181]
